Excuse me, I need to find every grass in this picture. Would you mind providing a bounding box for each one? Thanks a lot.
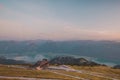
[0,64,120,80]
[0,65,76,80]
[53,70,110,80]
[0,78,20,80]
[71,65,120,79]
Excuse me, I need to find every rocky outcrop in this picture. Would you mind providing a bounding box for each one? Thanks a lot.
[32,59,49,70]
[113,65,120,69]
[50,56,101,66]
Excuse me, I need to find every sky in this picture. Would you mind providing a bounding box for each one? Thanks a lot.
[0,0,120,41]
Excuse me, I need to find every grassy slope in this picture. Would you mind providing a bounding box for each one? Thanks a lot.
[0,65,75,80]
[54,70,110,80]
[71,66,120,79]
[0,65,120,80]
[0,78,20,80]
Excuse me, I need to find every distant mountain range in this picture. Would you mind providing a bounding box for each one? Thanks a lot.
[0,40,120,64]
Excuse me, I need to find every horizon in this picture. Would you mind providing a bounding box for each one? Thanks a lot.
[0,39,120,42]
[0,0,120,41]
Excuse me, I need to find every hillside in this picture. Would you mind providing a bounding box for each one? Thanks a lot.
[0,56,119,80]
[0,64,120,80]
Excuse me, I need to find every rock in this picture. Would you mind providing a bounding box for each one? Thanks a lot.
[32,59,49,70]
[113,65,120,69]
[36,66,42,70]
[50,56,101,66]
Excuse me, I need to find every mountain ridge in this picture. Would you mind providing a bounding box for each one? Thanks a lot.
[0,40,120,64]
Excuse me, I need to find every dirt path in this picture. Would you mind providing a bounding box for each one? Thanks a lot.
[49,71,89,80]
[0,76,59,80]
[48,69,119,80]
[73,69,119,80]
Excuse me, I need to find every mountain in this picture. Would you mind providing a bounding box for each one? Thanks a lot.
[0,40,120,64]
